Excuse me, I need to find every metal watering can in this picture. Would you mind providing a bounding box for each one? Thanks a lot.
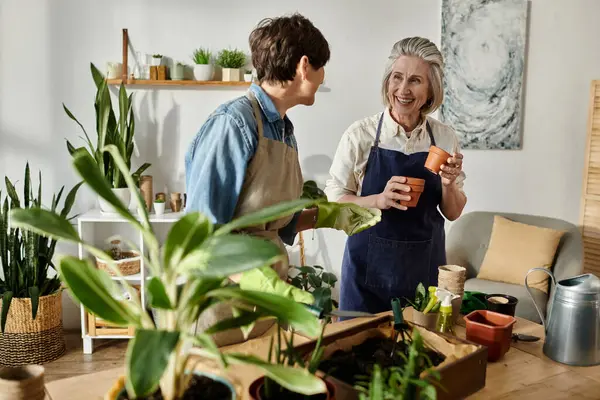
[525,267,600,366]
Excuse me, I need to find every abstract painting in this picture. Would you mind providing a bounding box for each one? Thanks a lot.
[440,0,528,150]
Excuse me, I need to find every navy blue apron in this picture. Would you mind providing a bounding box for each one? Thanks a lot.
[339,112,446,315]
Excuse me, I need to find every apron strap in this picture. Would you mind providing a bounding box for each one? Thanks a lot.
[373,112,385,148]
[246,91,265,139]
[426,120,436,147]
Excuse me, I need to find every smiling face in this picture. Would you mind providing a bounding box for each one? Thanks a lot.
[387,55,431,121]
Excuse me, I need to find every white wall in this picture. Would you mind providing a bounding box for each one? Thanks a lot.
[0,0,597,329]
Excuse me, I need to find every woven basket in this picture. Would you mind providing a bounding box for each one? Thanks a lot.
[0,291,66,367]
[96,250,141,276]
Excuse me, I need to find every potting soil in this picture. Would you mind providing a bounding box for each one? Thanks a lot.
[116,374,232,400]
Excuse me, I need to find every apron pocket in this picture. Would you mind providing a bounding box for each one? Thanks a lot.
[365,234,433,293]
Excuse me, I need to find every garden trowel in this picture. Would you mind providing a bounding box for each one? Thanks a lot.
[390,298,410,358]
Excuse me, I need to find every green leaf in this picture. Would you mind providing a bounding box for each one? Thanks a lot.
[206,288,320,337]
[28,286,40,319]
[125,329,180,398]
[163,212,213,269]
[63,104,94,152]
[312,287,333,314]
[240,266,315,304]
[296,266,316,275]
[59,256,140,326]
[178,234,283,278]
[226,353,327,396]
[321,272,337,286]
[308,274,322,289]
[203,309,265,334]
[4,177,20,208]
[215,199,316,235]
[60,182,83,218]
[147,278,172,309]
[1,291,13,333]
[10,208,81,243]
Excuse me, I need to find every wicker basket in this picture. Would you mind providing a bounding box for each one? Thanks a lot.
[0,291,66,367]
[96,250,141,276]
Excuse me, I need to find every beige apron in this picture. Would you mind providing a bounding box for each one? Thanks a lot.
[193,90,303,346]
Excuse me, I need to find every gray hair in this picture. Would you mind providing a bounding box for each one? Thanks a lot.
[381,37,444,115]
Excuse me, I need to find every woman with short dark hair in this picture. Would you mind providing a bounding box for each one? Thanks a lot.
[185,13,379,345]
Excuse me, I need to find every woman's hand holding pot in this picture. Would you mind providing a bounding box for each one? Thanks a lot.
[375,176,411,210]
[440,152,463,186]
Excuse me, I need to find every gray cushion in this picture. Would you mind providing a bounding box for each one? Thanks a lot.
[464,278,548,324]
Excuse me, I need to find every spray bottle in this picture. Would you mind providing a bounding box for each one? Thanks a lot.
[435,288,457,334]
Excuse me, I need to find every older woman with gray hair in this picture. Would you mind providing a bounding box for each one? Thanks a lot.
[325,37,466,314]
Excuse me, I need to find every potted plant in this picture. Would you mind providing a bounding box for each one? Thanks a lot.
[216,48,246,82]
[244,69,253,82]
[353,331,442,400]
[289,265,338,322]
[404,283,440,330]
[171,62,186,80]
[151,54,163,66]
[63,63,151,214]
[191,47,213,81]
[154,198,165,215]
[0,163,81,367]
[10,147,331,400]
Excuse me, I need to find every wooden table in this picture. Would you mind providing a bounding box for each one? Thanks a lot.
[46,312,600,399]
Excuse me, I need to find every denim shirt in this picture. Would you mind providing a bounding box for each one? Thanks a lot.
[184,84,300,245]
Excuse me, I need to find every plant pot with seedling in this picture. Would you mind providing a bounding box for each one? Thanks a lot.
[153,199,165,215]
[244,70,253,82]
[216,48,246,82]
[151,54,163,66]
[192,47,214,81]
[404,283,439,330]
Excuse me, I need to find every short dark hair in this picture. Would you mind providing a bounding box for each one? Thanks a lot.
[249,13,330,83]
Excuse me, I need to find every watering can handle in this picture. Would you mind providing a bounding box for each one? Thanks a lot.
[525,267,556,330]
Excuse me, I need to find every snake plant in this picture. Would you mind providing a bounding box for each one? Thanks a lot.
[63,62,150,188]
[0,163,81,332]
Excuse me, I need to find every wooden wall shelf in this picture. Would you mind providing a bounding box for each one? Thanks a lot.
[106,79,251,87]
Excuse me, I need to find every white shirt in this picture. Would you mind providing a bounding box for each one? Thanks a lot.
[324,109,466,201]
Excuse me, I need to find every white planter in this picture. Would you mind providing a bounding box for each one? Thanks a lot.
[99,188,131,214]
[244,73,253,82]
[106,62,122,79]
[222,68,240,82]
[154,202,165,216]
[151,57,162,66]
[193,64,214,81]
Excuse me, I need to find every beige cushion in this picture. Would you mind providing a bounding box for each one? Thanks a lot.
[477,216,565,294]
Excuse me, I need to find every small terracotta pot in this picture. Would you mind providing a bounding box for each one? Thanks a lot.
[464,310,516,362]
[400,177,425,208]
[424,145,451,174]
[249,376,335,400]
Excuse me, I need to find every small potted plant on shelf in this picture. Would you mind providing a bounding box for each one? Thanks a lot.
[0,163,82,368]
[192,47,213,81]
[63,63,151,214]
[216,48,246,82]
[10,146,331,400]
[153,198,165,215]
[244,69,253,82]
[171,62,186,80]
[151,54,163,66]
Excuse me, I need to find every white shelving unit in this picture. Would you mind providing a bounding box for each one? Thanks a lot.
[77,208,183,354]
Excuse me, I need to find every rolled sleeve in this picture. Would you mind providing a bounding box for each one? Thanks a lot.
[324,132,358,201]
[184,113,254,224]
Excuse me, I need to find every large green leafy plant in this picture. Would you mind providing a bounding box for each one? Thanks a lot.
[0,163,81,332]
[10,146,329,400]
[289,265,338,317]
[63,63,150,188]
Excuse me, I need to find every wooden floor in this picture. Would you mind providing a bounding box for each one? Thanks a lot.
[44,331,127,383]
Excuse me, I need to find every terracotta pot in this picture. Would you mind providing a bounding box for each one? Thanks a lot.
[464,310,516,362]
[249,376,335,400]
[424,145,451,174]
[411,309,438,330]
[0,365,45,400]
[400,177,425,208]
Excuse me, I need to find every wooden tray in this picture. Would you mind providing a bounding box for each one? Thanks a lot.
[293,314,487,400]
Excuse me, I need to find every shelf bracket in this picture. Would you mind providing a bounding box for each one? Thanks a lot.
[122,28,128,82]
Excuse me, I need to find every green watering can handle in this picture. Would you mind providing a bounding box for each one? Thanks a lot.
[391,298,404,329]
